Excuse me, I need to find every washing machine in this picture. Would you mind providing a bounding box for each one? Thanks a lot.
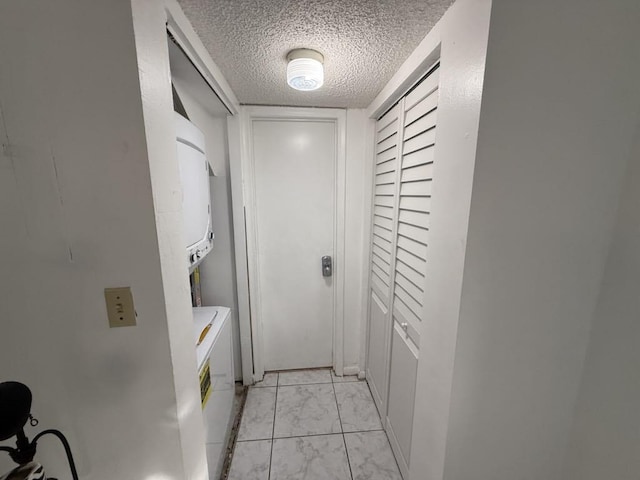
[193,306,235,479]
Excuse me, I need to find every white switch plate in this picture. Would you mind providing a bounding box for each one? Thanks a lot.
[104,287,137,328]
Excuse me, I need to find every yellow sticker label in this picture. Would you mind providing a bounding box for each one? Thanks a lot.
[199,360,212,409]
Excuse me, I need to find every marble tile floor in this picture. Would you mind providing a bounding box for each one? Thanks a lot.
[228,369,402,480]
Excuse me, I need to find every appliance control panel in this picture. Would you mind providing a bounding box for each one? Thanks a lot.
[188,231,214,269]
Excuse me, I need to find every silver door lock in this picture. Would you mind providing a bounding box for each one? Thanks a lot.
[322,256,332,277]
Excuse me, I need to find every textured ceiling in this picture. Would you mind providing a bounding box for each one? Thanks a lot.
[177,0,454,108]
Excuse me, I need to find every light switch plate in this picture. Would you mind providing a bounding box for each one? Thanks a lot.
[104,287,137,328]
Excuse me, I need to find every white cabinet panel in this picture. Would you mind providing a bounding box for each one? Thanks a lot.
[198,309,235,480]
[386,323,419,478]
[367,290,390,413]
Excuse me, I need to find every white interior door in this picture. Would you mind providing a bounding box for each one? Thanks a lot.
[252,119,336,371]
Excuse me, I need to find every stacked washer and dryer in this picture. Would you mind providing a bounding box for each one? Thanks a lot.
[176,113,235,479]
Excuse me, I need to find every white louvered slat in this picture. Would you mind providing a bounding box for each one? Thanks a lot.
[396,246,427,274]
[375,205,394,219]
[404,90,438,128]
[372,252,390,272]
[395,259,424,289]
[376,183,396,195]
[404,67,439,111]
[376,158,397,175]
[378,120,399,143]
[397,222,429,245]
[373,225,392,243]
[400,180,432,197]
[395,283,422,316]
[376,147,397,164]
[399,196,431,213]
[401,163,434,183]
[374,215,393,231]
[398,209,430,229]
[402,147,434,170]
[376,170,396,185]
[403,109,437,141]
[395,270,423,300]
[375,195,394,208]
[403,129,436,155]
[372,262,390,286]
[396,234,428,260]
[377,103,400,132]
[373,235,392,256]
[377,133,398,154]
[375,185,395,197]
[373,244,392,264]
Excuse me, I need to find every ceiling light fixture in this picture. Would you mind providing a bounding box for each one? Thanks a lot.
[286,49,324,91]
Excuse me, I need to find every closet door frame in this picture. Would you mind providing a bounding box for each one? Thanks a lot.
[365,63,441,480]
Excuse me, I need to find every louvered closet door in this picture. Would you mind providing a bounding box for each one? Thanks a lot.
[366,103,401,415]
[386,64,440,479]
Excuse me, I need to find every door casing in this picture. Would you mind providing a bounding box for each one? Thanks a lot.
[239,106,347,382]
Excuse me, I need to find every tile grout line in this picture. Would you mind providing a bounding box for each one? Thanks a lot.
[332,380,355,480]
[275,382,332,387]
[268,428,384,441]
[267,373,279,480]
[364,380,382,424]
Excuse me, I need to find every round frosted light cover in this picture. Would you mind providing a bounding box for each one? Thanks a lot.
[287,57,324,91]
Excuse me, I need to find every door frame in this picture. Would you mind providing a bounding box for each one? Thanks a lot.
[239,106,347,382]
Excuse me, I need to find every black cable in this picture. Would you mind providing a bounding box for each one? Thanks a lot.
[32,430,79,480]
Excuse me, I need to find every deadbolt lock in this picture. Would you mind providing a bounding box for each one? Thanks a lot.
[322,256,332,277]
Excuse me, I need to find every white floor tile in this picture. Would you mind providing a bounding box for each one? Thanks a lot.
[270,434,351,480]
[274,384,342,438]
[228,440,272,480]
[334,382,382,432]
[278,369,332,386]
[238,386,276,441]
[344,431,402,480]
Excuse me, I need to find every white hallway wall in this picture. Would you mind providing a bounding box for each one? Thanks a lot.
[0,1,206,479]
[562,121,640,480]
[441,1,640,479]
